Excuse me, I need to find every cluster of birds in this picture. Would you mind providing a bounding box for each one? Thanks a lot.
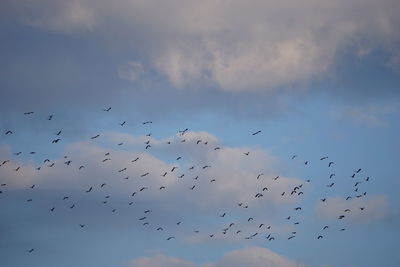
[0,107,372,254]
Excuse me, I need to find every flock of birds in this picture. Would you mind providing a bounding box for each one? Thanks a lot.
[0,107,372,254]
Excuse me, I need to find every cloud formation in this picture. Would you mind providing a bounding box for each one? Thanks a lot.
[3,0,400,92]
[130,246,305,267]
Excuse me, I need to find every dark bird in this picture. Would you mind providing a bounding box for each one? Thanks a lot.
[202,165,211,169]
[139,187,148,192]
[142,121,152,125]
[171,166,178,172]
[257,173,264,179]
[178,174,184,178]
[328,162,334,167]
[48,115,53,120]
[248,217,254,222]
[274,176,279,180]
[159,186,165,190]
[5,130,13,135]
[132,157,140,162]
[330,174,335,178]
[119,121,126,126]
[294,207,302,210]
[244,152,250,156]
[327,183,334,187]
[161,172,167,177]
[52,138,61,143]
[70,204,75,209]
[26,199,33,202]
[166,237,175,240]
[63,196,69,200]
[317,235,323,239]
[86,187,92,193]
[79,224,85,228]
[145,144,151,149]
[210,179,216,182]
[323,226,329,230]
[304,161,308,165]
[24,111,34,115]
[140,172,149,177]
[262,187,268,191]
[50,207,55,212]
[56,130,62,135]
[356,168,362,173]
[320,156,328,160]
[27,249,34,253]
[321,198,326,202]
[288,235,295,240]
[291,155,298,159]
[189,185,196,190]
[118,168,127,173]
[178,128,188,135]
[139,216,147,220]
[103,107,111,111]
[214,147,220,150]
[220,213,226,217]
[252,130,261,135]
[176,156,182,160]
[79,166,85,170]
[156,227,163,231]
[30,184,35,189]
[91,134,100,139]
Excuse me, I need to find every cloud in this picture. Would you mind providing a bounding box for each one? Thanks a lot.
[332,103,399,126]
[3,0,400,92]
[130,247,305,267]
[0,131,305,242]
[118,61,144,82]
[316,195,389,223]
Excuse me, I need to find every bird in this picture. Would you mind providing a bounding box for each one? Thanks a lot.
[220,213,226,217]
[5,130,13,135]
[320,156,328,160]
[291,155,298,159]
[244,152,250,156]
[159,186,165,190]
[91,134,100,139]
[252,130,261,135]
[131,157,140,162]
[317,235,323,239]
[52,138,61,143]
[86,187,92,193]
[79,224,85,228]
[171,166,178,172]
[274,176,279,180]
[48,115,53,120]
[166,236,175,240]
[257,173,264,179]
[27,249,34,253]
[103,107,112,111]
[329,174,335,178]
[327,183,334,187]
[142,121,152,125]
[56,130,62,135]
[119,121,126,126]
[140,172,149,177]
[24,111,34,115]
[328,161,334,167]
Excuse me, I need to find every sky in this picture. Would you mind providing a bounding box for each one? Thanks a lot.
[0,1,400,267]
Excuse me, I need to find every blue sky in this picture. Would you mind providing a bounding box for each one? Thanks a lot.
[1,1,400,267]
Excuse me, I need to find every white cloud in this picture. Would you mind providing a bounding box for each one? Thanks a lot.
[316,195,389,223]
[130,247,305,267]
[4,0,400,91]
